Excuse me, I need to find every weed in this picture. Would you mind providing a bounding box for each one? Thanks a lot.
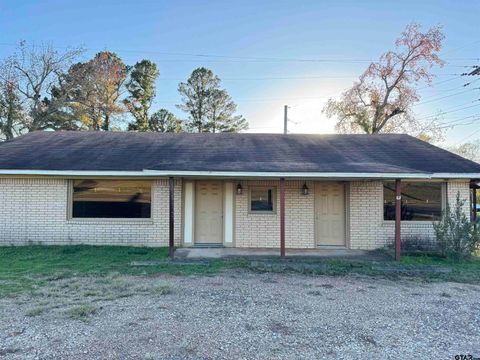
[0,245,479,300]
[67,304,97,321]
[152,285,173,295]
[26,306,47,317]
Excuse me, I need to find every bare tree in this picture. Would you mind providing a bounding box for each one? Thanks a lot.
[323,23,445,140]
[0,41,83,132]
[447,140,480,163]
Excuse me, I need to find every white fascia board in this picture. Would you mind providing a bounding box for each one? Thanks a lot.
[142,170,433,179]
[431,173,480,179]
[0,170,149,177]
[0,169,478,179]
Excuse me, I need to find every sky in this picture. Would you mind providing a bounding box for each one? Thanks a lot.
[0,0,478,146]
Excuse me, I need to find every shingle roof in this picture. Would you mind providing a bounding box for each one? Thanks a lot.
[0,131,479,174]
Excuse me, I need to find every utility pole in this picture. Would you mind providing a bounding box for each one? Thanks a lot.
[284,105,288,134]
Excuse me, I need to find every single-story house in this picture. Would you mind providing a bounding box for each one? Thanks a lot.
[0,131,479,255]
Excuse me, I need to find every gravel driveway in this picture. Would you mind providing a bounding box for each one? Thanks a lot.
[1,271,479,359]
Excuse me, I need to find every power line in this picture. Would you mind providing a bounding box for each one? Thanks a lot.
[155,73,460,82]
[436,115,480,129]
[0,42,477,64]
[414,101,480,118]
[455,126,480,145]
[442,39,480,55]
[414,88,478,106]
[417,75,466,90]
[414,102,480,121]
[417,84,474,100]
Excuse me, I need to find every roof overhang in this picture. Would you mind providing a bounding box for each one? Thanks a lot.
[0,169,479,180]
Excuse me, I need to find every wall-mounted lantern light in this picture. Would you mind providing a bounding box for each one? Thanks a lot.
[236,183,243,195]
[302,182,309,195]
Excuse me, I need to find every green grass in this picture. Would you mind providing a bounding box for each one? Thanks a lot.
[1,245,479,297]
[67,304,97,321]
[399,254,480,283]
[247,253,480,283]
[0,245,245,297]
[25,305,48,317]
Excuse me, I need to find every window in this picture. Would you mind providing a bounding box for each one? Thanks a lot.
[250,187,276,213]
[72,180,152,219]
[383,182,442,221]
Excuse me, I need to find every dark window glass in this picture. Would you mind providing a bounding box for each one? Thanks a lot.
[72,180,151,218]
[250,187,275,212]
[383,182,442,221]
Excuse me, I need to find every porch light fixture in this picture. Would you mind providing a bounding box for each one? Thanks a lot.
[236,183,243,195]
[302,182,309,195]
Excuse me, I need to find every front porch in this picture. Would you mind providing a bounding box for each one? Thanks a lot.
[168,178,469,260]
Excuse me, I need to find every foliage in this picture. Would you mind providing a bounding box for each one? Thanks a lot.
[0,80,26,140]
[177,67,219,132]
[67,304,97,321]
[207,88,248,132]
[433,193,480,261]
[148,108,184,132]
[0,44,250,138]
[177,67,247,132]
[0,41,83,135]
[323,23,445,140]
[124,60,160,131]
[1,245,480,298]
[447,140,480,163]
[54,51,128,131]
[398,236,438,255]
[26,306,47,317]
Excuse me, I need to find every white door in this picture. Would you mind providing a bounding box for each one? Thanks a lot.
[195,181,223,244]
[315,182,346,246]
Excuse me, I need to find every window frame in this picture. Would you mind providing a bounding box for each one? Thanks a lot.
[67,179,154,221]
[248,186,277,214]
[381,181,445,223]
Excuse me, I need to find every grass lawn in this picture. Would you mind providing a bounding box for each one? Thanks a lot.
[0,245,246,297]
[1,245,479,297]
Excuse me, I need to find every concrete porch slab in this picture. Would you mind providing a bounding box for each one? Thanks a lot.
[175,247,373,259]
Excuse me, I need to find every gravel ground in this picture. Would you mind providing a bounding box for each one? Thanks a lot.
[1,271,479,359]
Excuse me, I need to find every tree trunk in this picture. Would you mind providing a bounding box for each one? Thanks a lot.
[103,114,110,131]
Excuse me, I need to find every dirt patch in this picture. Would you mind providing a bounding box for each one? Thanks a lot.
[0,271,479,359]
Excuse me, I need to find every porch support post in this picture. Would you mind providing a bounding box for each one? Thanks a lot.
[395,179,402,261]
[471,182,479,228]
[472,182,477,223]
[169,177,175,259]
[280,177,286,257]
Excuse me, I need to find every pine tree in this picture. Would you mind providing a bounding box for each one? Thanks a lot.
[124,60,159,131]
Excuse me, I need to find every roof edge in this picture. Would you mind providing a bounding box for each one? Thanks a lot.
[0,169,478,179]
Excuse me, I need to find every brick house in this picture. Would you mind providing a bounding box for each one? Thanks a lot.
[0,131,479,254]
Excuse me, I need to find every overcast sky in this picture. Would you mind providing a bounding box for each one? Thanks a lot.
[0,0,478,145]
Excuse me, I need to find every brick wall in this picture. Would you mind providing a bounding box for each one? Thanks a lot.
[0,177,472,250]
[234,180,315,248]
[0,178,182,246]
[349,180,471,249]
